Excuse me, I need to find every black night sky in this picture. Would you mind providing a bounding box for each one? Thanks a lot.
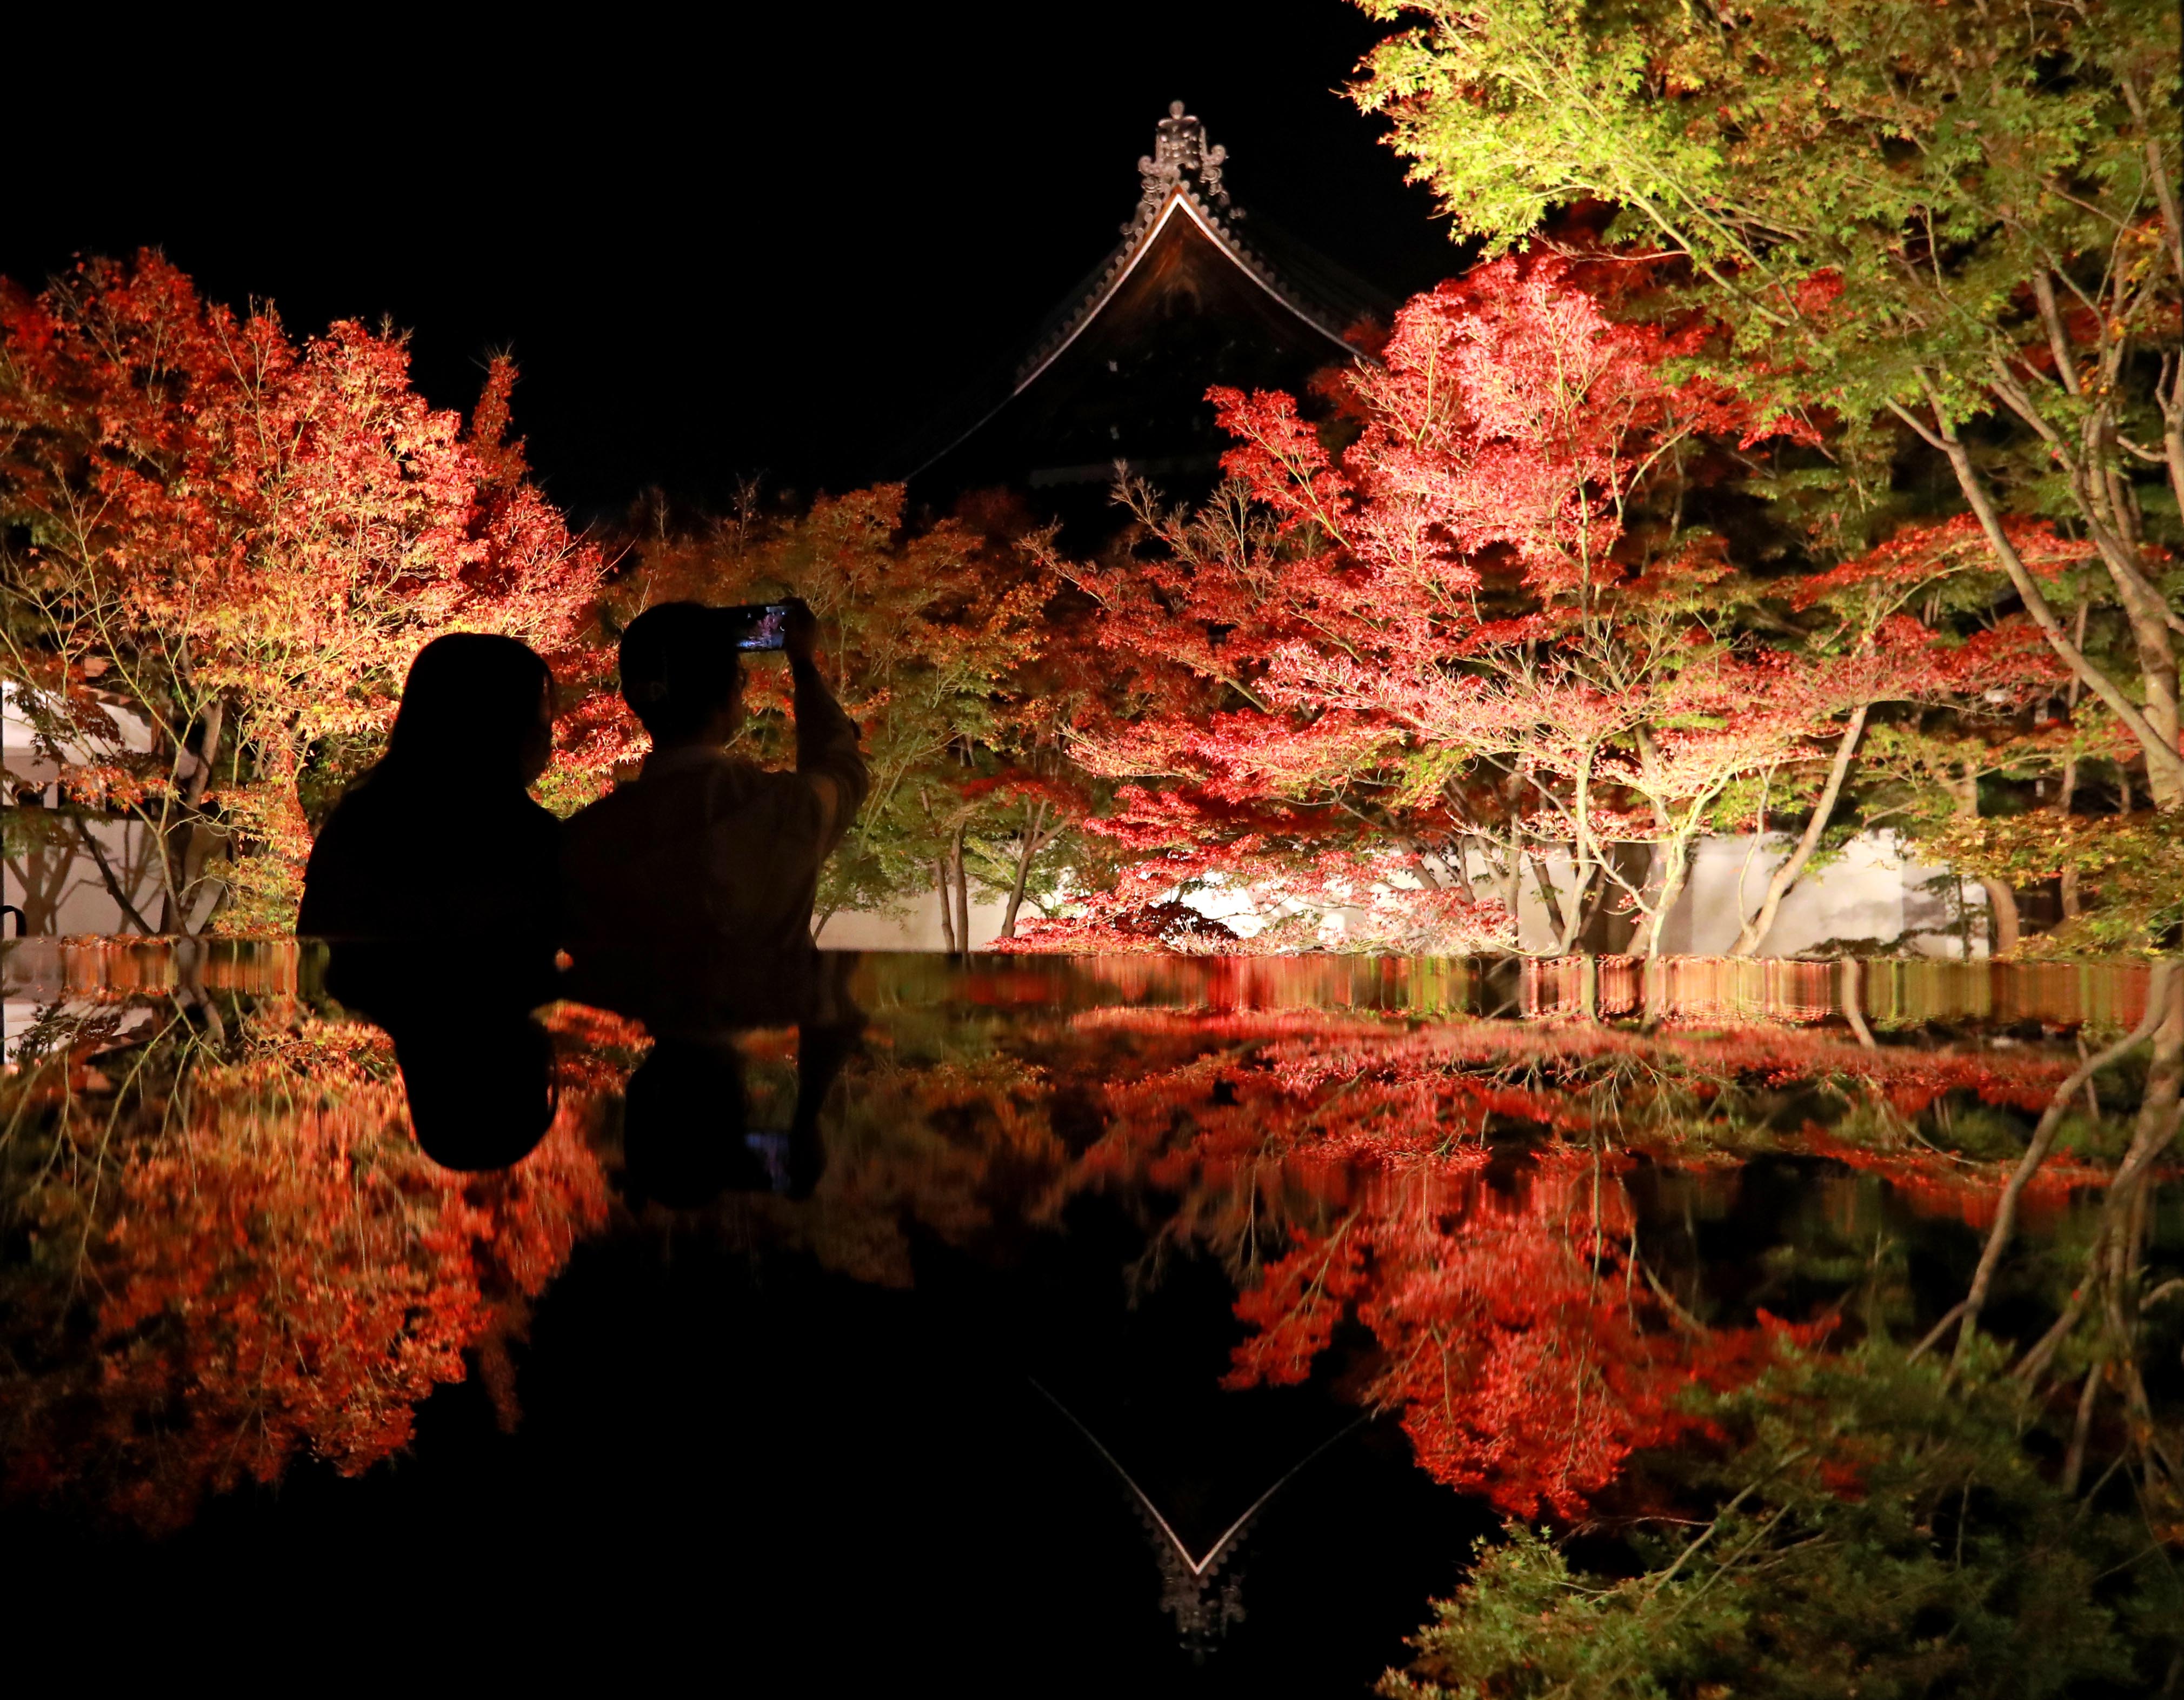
[3,4,1458,524]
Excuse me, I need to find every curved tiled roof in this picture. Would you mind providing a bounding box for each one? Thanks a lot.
[900,104,1389,486]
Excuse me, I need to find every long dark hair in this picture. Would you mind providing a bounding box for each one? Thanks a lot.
[379,633,552,787]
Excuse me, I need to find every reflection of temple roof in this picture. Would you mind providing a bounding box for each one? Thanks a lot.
[902,104,1391,505]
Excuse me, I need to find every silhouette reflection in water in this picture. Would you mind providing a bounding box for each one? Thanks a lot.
[618,952,863,1208]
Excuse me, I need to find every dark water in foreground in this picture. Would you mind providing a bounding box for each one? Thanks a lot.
[1,946,2176,1691]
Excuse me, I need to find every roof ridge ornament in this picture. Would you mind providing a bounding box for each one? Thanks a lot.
[1128,101,1233,233]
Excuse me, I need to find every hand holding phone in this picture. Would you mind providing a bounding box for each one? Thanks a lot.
[781,598,818,663]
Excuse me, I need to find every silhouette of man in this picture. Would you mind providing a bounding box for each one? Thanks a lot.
[561,598,866,1022]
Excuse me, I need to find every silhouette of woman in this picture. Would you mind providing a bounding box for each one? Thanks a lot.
[301,633,560,959]
[300,633,564,1170]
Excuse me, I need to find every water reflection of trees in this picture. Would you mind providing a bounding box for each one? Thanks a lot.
[951,992,2181,1687]
[0,990,607,1531]
[2,945,2175,1687]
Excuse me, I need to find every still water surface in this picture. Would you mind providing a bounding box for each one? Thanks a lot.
[1,945,2173,1690]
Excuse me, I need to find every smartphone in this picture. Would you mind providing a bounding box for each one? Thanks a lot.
[726,602,792,652]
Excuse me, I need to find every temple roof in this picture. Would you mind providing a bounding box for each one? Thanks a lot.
[901,104,1390,504]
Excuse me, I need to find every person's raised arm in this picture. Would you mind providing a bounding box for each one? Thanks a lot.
[784,599,868,852]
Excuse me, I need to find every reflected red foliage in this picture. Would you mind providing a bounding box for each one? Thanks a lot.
[1046,1005,2074,1516]
[4,1021,609,1531]
[1227,1160,1815,1518]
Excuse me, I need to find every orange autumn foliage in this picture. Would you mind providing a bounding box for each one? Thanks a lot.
[0,251,603,930]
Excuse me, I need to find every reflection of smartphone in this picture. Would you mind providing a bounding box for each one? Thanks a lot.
[727,602,791,652]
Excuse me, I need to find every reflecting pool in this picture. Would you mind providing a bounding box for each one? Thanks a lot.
[2,944,2178,1693]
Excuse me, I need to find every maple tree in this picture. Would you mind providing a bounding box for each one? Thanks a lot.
[1024,256,2045,956]
[0,251,603,933]
[1351,0,2183,812]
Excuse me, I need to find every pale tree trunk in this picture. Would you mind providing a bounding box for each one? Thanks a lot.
[1631,727,1674,956]
[157,696,225,935]
[1529,851,1568,953]
[934,856,958,953]
[1979,878,2021,956]
[2059,605,2086,922]
[1631,836,1693,960]
[1840,958,1877,1049]
[998,802,1046,941]
[1902,389,2184,807]
[1732,704,1870,957]
[1943,760,2021,957]
[950,825,970,955]
[1557,760,1598,957]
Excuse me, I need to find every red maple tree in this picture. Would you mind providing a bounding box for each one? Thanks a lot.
[1021,256,2069,955]
[0,251,604,930]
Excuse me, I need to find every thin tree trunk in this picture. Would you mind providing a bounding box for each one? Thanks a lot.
[1732,703,1869,957]
[158,698,228,934]
[1633,836,1693,960]
[1981,876,2021,958]
[934,858,957,953]
[1631,727,1675,956]
[1528,851,1567,951]
[2061,1364,2102,1496]
[999,802,1048,940]
[1948,966,2173,1366]
[1568,860,1609,956]
[950,825,970,954]
[1907,400,2184,805]
[1841,958,1877,1050]
[182,698,223,809]
[1945,759,2022,957]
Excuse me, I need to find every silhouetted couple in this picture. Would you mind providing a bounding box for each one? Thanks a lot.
[299,602,868,1180]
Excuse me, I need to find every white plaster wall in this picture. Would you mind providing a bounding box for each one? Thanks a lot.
[3,815,168,936]
[4,683,182,936]
[813,885,1018,951]
[1657,831,1984,958]
[817,830,1999,958]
